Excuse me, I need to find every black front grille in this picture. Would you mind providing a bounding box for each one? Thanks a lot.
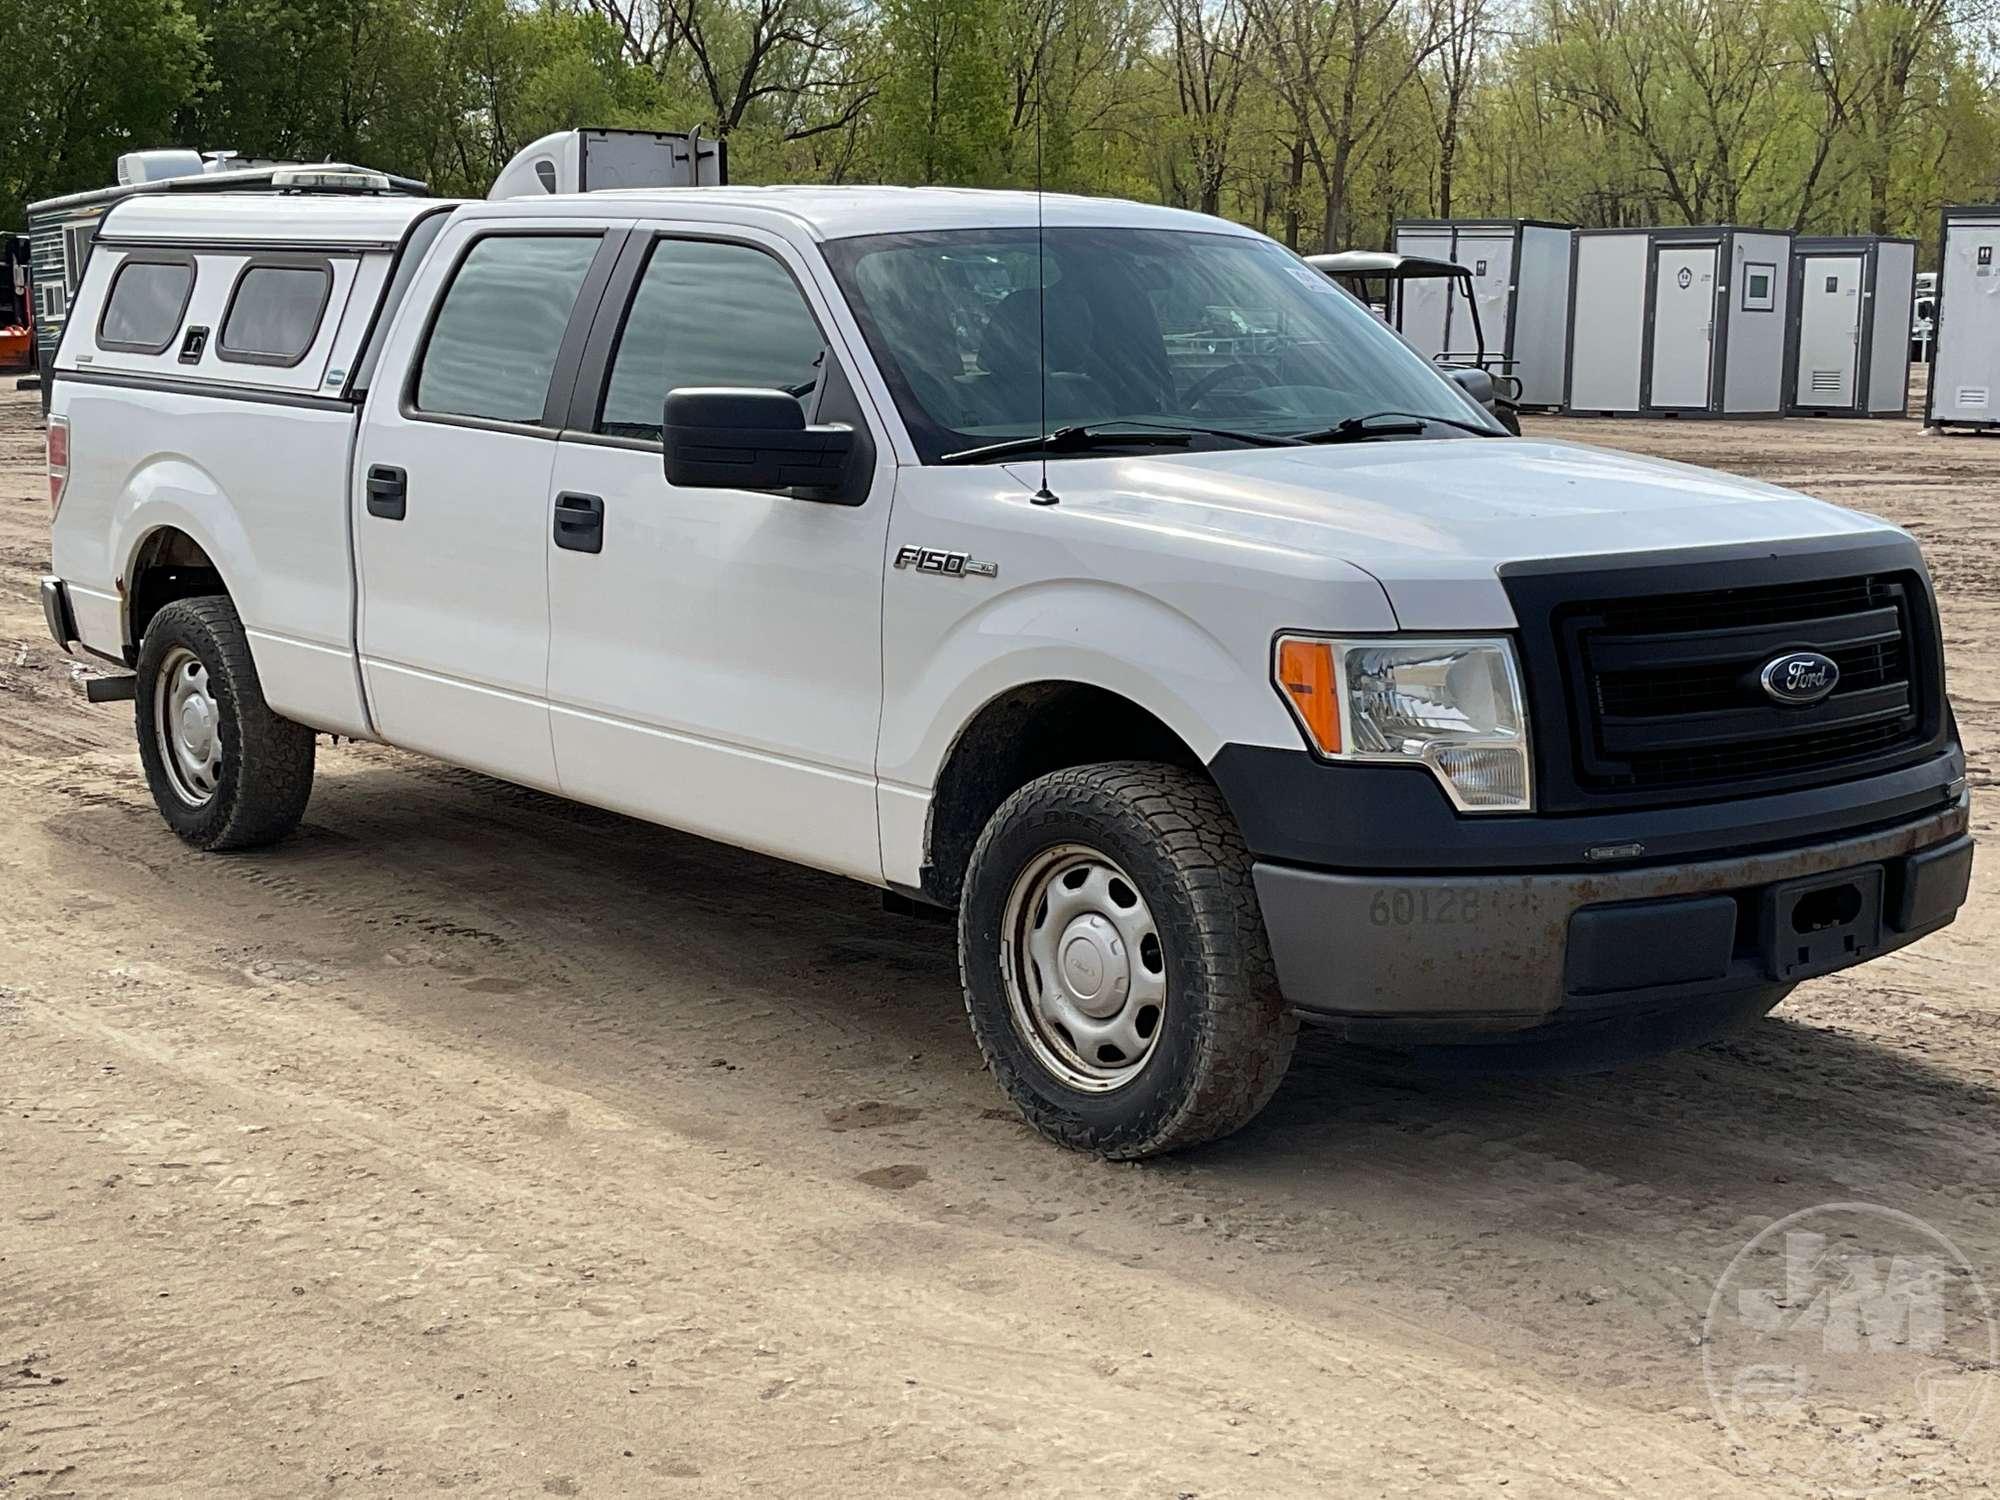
[1503,546,1947,812]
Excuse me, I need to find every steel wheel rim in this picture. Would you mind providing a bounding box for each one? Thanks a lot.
[999,843,1168,1093]
[154,644,222,807]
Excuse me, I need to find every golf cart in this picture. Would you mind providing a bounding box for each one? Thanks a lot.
[1306,251,1523,433]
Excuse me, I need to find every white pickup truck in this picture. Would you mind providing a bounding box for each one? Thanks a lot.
[40,172,1972,1156]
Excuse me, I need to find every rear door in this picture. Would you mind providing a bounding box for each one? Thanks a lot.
[1795,253,1863,408]
[542,225,894,881]
[353,221,619,789]
[1649,243,1717,409]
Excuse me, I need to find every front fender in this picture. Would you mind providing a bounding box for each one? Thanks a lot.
[880,578,1309,792]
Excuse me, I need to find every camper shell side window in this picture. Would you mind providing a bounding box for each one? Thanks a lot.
[218,257,336,368]
[97,252,196,355]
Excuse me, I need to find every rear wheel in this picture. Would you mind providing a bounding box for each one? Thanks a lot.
[135,596,315,850]
[958,763,1297,1158]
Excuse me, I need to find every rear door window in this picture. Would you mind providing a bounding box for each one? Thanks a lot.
[414,234,601,425]
[220,262,334,366]
[99,256,194,353]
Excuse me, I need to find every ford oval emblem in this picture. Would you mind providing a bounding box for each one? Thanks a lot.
[1760,650,1840,706]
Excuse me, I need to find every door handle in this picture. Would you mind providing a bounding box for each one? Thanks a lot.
[553,492,604,554]
[366,464,407,521]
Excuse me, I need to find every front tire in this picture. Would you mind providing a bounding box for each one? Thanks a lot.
[135,596,316,850]
[958,763,1297,1158]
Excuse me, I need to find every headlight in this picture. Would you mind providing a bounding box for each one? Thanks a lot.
[1274,635,1532,812]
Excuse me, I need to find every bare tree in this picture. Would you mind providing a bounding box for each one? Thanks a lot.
[1155,0,1252,213]
[1243,0,1452,249]
[1418,0,1488,216]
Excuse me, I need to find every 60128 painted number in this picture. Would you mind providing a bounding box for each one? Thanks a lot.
[1368,889,1481,926]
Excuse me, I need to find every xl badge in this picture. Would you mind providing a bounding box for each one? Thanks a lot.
[894,545,998,579]
[1759,650,1839,706]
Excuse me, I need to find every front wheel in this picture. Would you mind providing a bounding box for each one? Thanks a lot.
[958,763,1297,1158]
[135,596,316,850]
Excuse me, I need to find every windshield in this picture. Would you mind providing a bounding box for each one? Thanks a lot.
[821,226,1492,463]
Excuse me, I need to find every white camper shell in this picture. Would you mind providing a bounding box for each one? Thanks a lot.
[68,195,451,401]
[1926,206,2000,432]
[1787,236,1916,418]
[1564,226,1793,418]
[1389,220,1574,410]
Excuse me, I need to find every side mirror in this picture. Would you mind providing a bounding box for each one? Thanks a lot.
[661,387,855,496]
[1447,366,1496,407]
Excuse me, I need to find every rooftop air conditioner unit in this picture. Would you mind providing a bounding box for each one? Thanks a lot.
[487,128,727,200]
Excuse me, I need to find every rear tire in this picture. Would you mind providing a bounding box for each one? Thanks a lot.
[135,596,315,850]
[958,762,1297,1158]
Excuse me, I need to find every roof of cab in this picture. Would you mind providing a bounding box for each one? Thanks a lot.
[471,185,1264,241]
[98,193,454,248]
[91,184,1264,249]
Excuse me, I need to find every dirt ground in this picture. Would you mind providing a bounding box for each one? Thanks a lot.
[3,379,1999,1499]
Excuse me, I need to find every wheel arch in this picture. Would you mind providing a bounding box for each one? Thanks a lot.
[124,522,232,658]
[917,679,1209,907]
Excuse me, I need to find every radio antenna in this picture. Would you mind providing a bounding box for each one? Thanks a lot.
[1030,62,1057,506]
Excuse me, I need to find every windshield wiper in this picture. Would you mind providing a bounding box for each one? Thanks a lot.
[1109,420,1309,448]
[1294,410,1499,444]
[938,425,1195,465]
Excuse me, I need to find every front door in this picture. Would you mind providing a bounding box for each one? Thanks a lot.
[354,227,610,789]
[1649,244,1717,409]
[544,228,893,881]
[1796,254,1864,408]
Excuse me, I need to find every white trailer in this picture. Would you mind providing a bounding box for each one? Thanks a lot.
[1391,219,1574,409]
[1564,226,1793,417]
[1787,236,1916,418]
[1926,206,2000,432]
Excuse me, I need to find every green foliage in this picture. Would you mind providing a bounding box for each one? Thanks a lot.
[4,0,1996,262]
[0,0,207,222]
[874,0,1008,183]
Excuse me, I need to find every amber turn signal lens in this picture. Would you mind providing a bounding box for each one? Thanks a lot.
[1276,637,1341,754]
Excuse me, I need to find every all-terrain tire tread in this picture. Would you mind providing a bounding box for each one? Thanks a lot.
[959,761,1297,1159]
[135,596,315,851]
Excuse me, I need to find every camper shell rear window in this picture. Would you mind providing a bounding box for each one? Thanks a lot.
[98,253,195,354]
[219,258,335,367]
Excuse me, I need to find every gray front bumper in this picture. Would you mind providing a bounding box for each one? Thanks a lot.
[39,575,76,652]
[1254,792,1971,1035]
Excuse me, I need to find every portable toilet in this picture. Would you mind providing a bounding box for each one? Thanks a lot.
[1926,205,2000,432]
[1391,219,1574,409]
[1564,225,1793,416]
[1787,237,1916,417]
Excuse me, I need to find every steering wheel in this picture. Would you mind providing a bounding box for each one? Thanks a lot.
[1183,358,1283,408]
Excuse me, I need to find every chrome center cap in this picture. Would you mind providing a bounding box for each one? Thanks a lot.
[178,697,216,759]
[1059,914,1129,1018]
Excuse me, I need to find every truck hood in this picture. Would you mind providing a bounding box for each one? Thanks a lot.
[1008,438,1903,630]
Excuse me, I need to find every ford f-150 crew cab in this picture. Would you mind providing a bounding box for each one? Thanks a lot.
[39,170,1973,1157]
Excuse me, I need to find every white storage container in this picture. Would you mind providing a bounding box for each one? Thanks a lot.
[1565,226,1793,417]
[1926,206,2000,432]
[1787,237,1915,417]
[1391,219,1574,409]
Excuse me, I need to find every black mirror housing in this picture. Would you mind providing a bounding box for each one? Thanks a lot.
[662,387,855,496]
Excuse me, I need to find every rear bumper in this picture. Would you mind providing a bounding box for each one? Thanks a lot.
[39,575,76,652]
[1254,791,1971,1039]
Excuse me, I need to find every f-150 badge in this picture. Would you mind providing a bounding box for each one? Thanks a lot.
[894,546,999,579]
